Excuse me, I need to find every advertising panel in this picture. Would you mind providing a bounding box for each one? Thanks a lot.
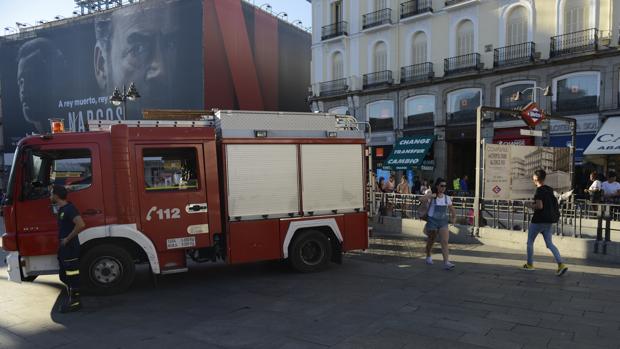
[484,144,571,200]
[0,0,203,151]
[0,0,312,153]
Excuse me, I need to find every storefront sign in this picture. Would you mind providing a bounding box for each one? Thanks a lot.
[493,127,534,146]
[549,114,599,134]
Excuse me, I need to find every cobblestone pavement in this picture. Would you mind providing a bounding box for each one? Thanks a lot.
[1,234,620,349]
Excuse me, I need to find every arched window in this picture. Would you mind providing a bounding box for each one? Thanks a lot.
[552,71,600,114]
[405,95,434,128]
[332,52,344,80]
[367,100,394,132]
[496,81,535,120]
[375,0,387,10]
[374,41,388,72]
[456,20,474,56]
[563,0,589,33]
[412,32,428,65]
[447,88,481,123]
[506,6,528,45]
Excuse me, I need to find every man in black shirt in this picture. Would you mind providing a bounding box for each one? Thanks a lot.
[523,170,567,276]
[51,185,86,312]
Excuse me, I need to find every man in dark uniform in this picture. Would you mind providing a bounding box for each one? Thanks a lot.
[51,185,86,313]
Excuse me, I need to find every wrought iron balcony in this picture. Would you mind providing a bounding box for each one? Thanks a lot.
[321,21,348,41]
[400,0,432,19]
[444,53,481,75]
[550,28,599,58]
[494,42,535,67]
[319,78,348,96]
[552,96,599,115]
[400,62,434,84]
[363,8,392,30]
[363,70,393,88]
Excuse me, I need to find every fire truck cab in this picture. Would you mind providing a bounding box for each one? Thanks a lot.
[2,110,369,294]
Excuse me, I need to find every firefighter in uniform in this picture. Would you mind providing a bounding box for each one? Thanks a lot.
[51,185,86,313]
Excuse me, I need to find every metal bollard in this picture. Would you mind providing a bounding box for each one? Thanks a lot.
[594,205,603,254]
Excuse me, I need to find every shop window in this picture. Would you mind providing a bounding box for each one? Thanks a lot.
[328,106,348,115]
[367,100,394,132]
[447,88,481,124]
[22,148,92,201]
[552,72,599,114]
[143,148,199,191]
[405,95,434,128]
[496,81,535,121]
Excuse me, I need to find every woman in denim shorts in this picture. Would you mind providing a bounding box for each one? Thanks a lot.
[421,178,457,270]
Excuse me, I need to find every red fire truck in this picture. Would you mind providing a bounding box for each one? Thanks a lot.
[2,110,369,294]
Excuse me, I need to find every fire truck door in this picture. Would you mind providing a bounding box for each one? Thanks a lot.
[16,144,104,256]
[136,145,210,252]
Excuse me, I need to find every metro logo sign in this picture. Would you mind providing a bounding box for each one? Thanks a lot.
[520,102,545,128]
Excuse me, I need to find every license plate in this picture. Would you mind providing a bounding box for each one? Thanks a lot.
[166,237,196,249]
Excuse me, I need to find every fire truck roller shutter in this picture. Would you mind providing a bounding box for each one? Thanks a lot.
[282,218,343,259]
[78,224,160,274]
[300,144,364,214]
[226,144,299,219]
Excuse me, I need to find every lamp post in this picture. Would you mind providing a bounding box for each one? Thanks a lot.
[512,85,553,104]
[110,83,141,120]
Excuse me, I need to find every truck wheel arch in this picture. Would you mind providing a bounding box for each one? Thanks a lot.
[282,218,343,259]
[79,224,160,274]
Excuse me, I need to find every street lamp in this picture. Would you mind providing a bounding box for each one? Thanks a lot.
[259,3,272,11]
[4,27,17,34]
[110,83,141,119]
[54,15,65,20]
[276,12,288,20]
[292,20,303,26]
[512,86,552,104]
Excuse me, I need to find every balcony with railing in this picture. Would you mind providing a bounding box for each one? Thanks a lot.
[319,78,348,96]
[444,53,481,75]
[363,8,392,30]
[363,70,393,88]
[400,62,434,84]
[550,28,599,58]
[494,42,535,68]
[400,0,432,19]
[321,21,348,41]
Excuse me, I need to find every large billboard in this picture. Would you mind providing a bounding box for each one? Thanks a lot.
[0,0,311,152]
[484,144,571,200]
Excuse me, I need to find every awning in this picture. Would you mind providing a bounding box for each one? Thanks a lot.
[383,135,434,170]
[584,117,620,156]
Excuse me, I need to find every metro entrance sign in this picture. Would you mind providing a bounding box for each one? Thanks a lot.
[520,102,545,128]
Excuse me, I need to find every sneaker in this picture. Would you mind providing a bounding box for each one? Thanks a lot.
[522,263,535,271]
[444,262,455,270]
[556,264,568,276]
[425,256,433,265]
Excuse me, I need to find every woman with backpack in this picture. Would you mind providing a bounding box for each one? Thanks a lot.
[523,169,568,276]
[420,178,456,270]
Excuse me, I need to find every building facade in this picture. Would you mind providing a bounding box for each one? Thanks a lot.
[309,0,620,190]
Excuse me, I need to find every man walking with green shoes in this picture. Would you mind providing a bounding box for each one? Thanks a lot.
[522,169,568,276]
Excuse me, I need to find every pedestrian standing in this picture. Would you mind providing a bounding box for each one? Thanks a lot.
[523,169,568,276]
[51,185,86,312]
[460,175,469,195]
[421,178,456,270]
[585,171,602,203]
[601,171,620,202]
[397,176,411,218]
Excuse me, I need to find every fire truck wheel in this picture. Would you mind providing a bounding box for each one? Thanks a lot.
[82,244,136,295]
[289,230,332,273]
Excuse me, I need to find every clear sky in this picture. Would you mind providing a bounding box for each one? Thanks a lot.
[0,0,311,34]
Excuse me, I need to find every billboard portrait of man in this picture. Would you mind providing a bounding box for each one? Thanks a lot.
[92,0,203,118]
[16,38,67,133]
